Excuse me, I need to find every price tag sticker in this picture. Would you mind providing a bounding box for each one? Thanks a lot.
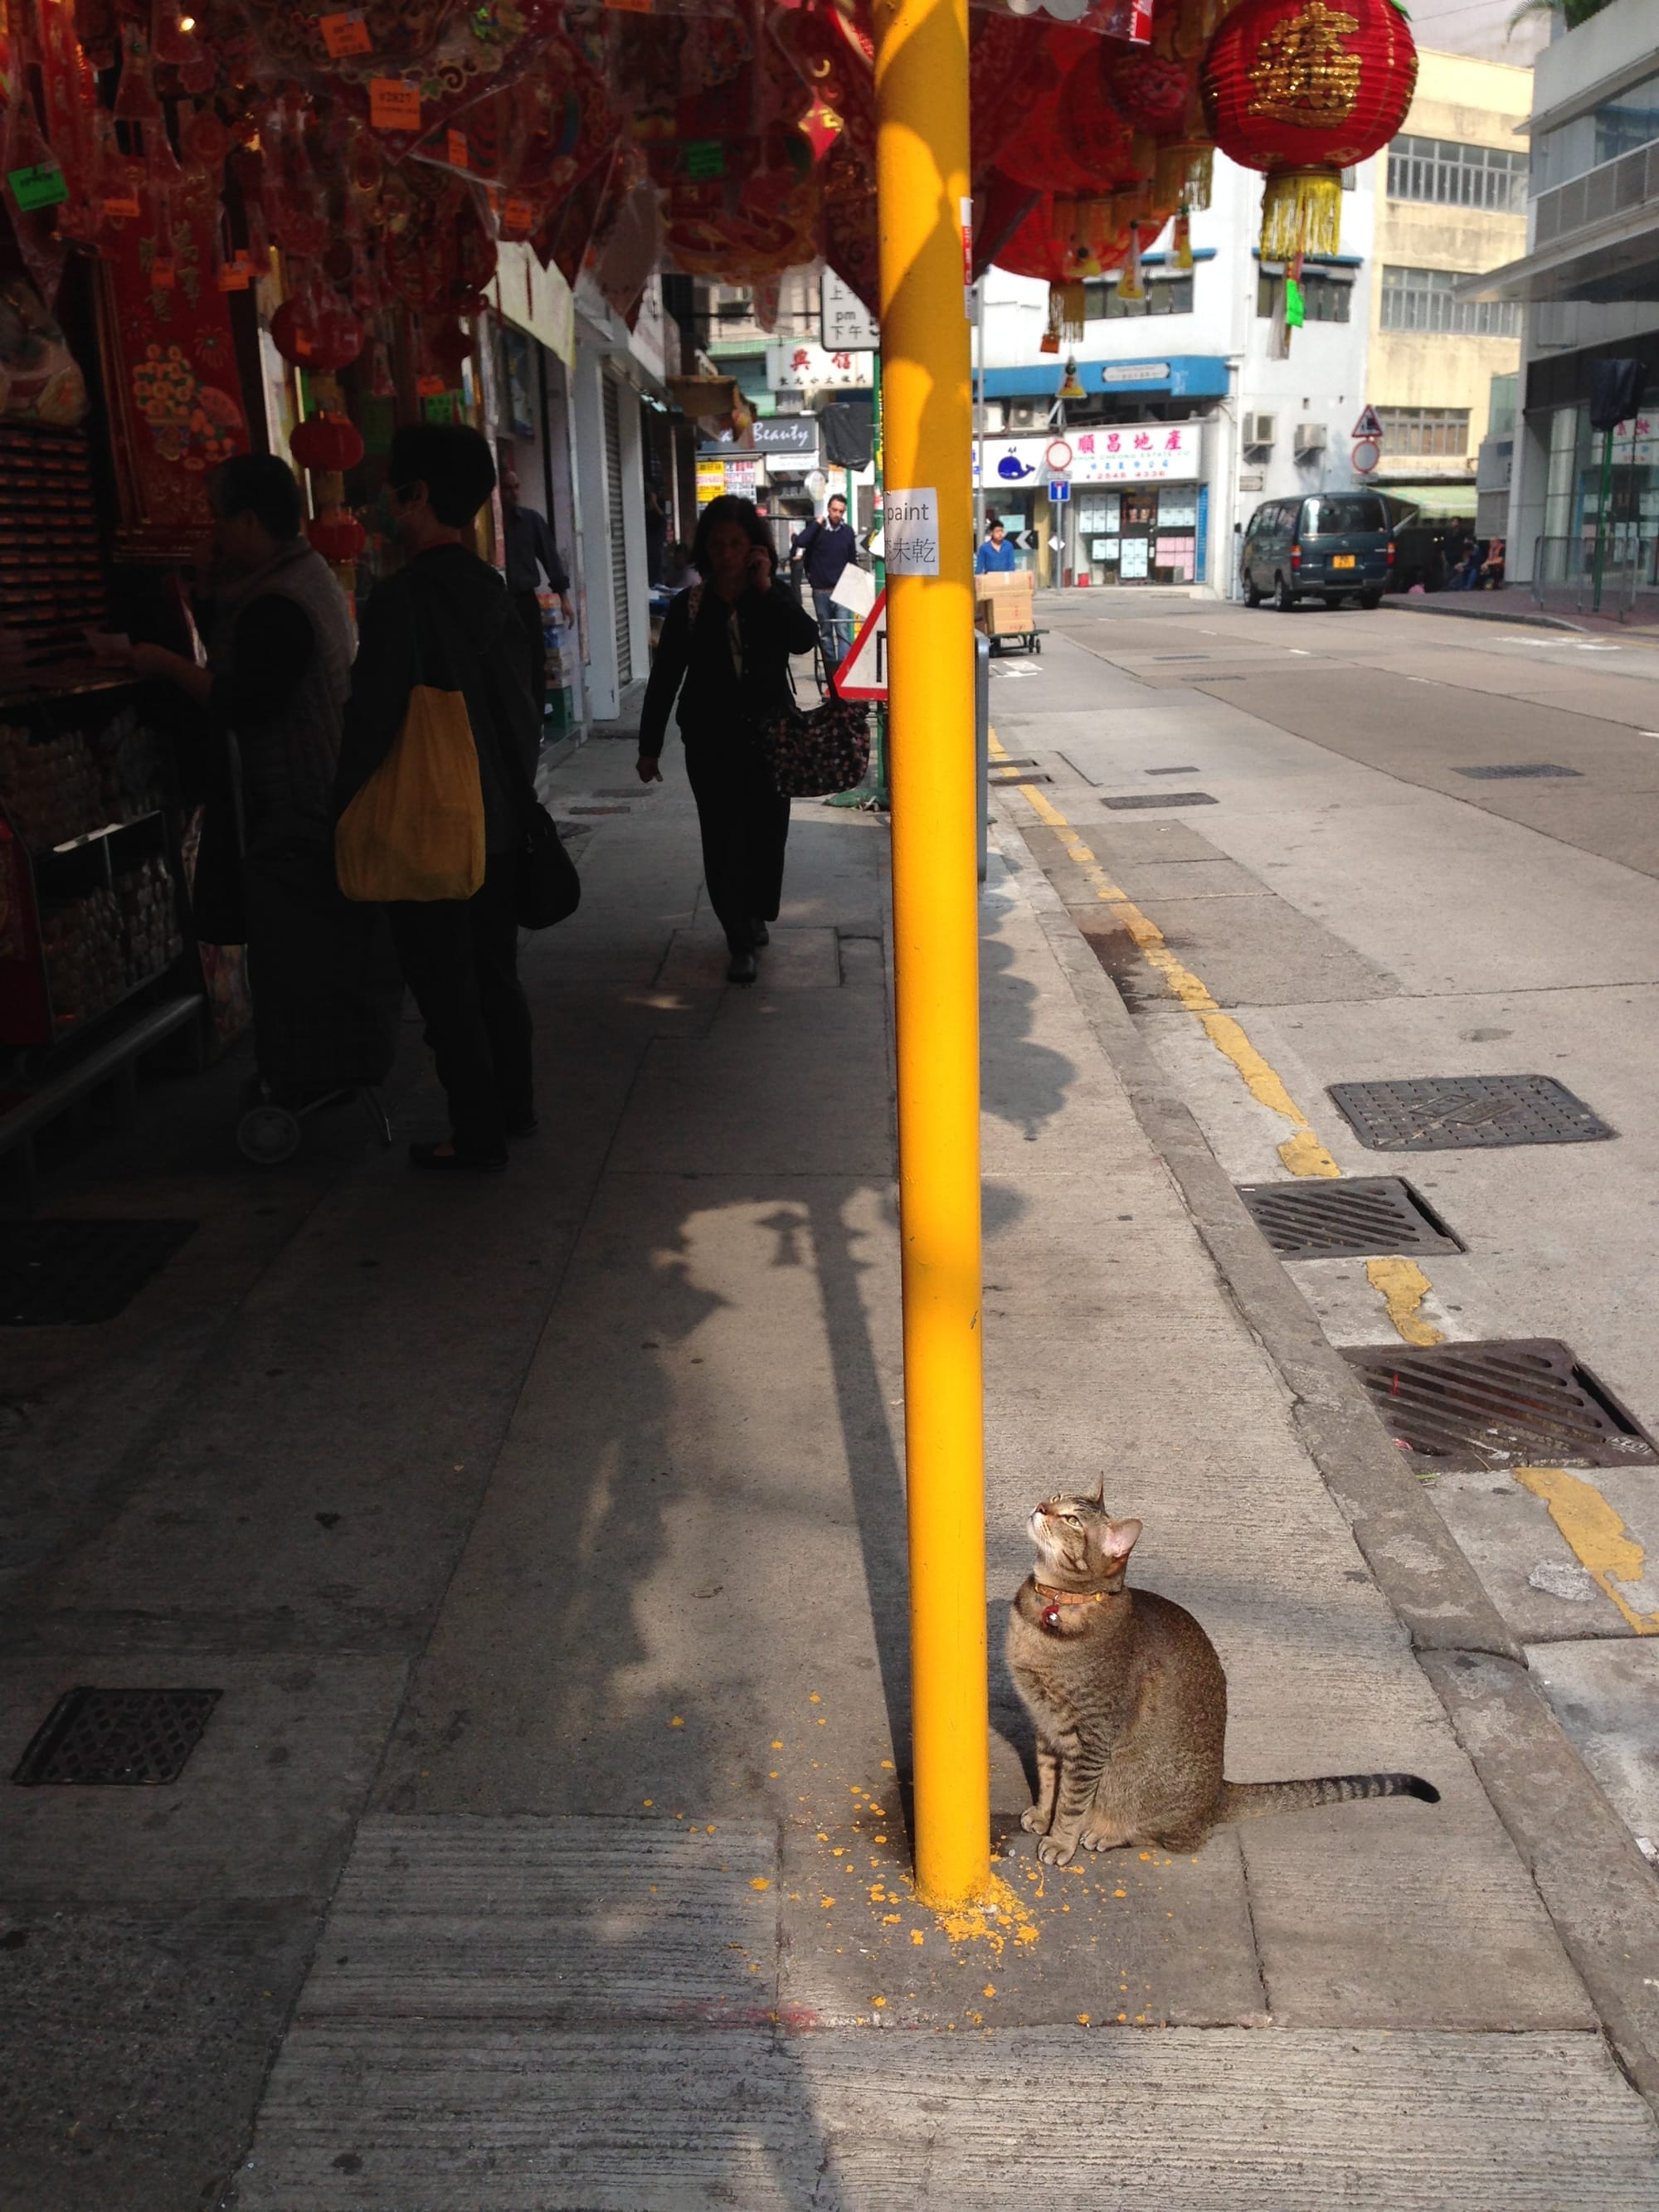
[415,373,446,397]
[604,0,654,12]
[217,252,252,291]
[502,194,535,234]
[445,129,469,169]
[101,192,141,218]
[152,257,177,289]
[319,8,372,55]
[369,78,421,132]
[7,162,69,211]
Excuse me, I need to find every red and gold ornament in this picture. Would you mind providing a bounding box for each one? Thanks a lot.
[1201,0,1416,257]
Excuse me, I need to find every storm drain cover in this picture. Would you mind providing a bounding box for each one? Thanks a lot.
[1453,764,1582,780]
[1327,1075,1613,1151]
[1146,766,1199,775]
[1238,1177,1462,1262]
[12,1686,221,1786]
[1102,792,1217,809]
[1344,1340,1658,1472]
[0,1219,197,1325]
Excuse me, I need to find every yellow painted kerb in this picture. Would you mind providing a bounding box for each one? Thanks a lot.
[1515,1466,1659,1634]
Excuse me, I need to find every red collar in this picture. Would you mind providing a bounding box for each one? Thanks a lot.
[1034,1578,1121,1627]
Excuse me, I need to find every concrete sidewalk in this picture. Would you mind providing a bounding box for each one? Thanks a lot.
[2,728,1657,2206]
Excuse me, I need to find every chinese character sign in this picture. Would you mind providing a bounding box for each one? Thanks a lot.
[821,271,879,352]
[973,425,1200,487]
[767,341,875,391]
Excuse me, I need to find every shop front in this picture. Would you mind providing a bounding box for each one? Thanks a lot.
[973,423,1207,586]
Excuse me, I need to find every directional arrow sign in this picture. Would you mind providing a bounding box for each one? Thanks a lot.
[833,586,888,700]
[1352,404,1384,441]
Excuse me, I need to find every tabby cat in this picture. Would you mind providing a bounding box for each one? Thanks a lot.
[1006,1485,1439,1866]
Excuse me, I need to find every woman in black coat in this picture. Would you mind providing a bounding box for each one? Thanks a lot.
[637,495,820,983]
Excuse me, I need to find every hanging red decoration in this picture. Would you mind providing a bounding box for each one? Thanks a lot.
[306,512,367,564]
[1201,0,1416,257]
[1107,46,1192,136]
[270,294,366,372]
[289,413,365,474]
[994,193,1136,344]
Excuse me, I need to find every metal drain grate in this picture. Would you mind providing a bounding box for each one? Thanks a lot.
[1102,792,1217,809]
[1327,1074,1613,1152]
[1146,766,1199,775]
[12,1686,221,1785]
[1345,1340,1658,1471]
[990,769,1051,783]
[1237,1177,1462,1262]
[1152,654,1209,662]
[0,1219,197,1326]
[1453,764,1582,780]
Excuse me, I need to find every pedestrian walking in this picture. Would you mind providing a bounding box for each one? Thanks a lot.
[124,454,397,1116]
[790,491,860,675]
[975,518,1019,574]
[637,493,819,985]
[500,464,572,729]
[336,423,541,1173]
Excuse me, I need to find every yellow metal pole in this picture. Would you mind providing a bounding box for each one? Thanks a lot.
[873,0,989,1908]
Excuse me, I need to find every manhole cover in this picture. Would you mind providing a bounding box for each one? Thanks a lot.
[1102,792,1217,809]
[1146,766,1199,775]
[1237,1177,1462,1261]
[0,1220,197,1325]
[12,1686,221,1786]
[1453,764,1582,780]
[1327,1075,1613,1151]
[1345,1340,1658,1471]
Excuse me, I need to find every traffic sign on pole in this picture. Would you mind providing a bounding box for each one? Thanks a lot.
[832,587,888,699]
[1351,404,1384,440]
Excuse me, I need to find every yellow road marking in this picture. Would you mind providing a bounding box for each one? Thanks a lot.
[1365,1259,1444,1348]
[995,746,1338,1178]
[1514,1466,1659,1634]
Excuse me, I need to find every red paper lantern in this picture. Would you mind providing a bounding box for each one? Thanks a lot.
[994,192,1137,343]
[289,413,365,473]
[270,294,366,372]
[1108,47,1191,136]
[307,512,367,563]
[1202,0,1416,256]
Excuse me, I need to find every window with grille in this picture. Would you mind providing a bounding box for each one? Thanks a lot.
[1387,134,1528,212]
[1082,272,1194,322]
[1376,406,1471,458]
[1380,266,1520,338]
[1254,270,1352,322]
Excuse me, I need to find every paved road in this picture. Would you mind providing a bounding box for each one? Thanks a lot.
[993,592,1659,1865]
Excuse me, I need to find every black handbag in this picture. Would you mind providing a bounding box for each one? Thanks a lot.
[759,695,871,799]
[516,799,581,929]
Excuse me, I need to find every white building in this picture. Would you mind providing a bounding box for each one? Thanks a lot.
[975,151,1379,594]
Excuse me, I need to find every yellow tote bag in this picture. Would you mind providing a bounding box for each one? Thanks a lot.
[336,681,485,903]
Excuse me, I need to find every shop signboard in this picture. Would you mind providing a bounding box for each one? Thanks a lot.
[767,343,875,391]
[974,422,1199,489]
[752,416,820,457]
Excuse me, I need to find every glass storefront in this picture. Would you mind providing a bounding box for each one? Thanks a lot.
[1534,384,1659,600]
[1073,483,1202,585]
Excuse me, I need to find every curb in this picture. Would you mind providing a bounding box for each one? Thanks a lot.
[994,797,1659,2107]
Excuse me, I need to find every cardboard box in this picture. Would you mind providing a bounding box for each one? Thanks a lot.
[975,571,1034,635]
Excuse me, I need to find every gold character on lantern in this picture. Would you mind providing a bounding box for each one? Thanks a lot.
[1246,2,1361,127]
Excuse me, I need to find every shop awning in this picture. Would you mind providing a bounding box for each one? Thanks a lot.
[1374,480,1481,518]
[1457,216,1659,308]
[981,355,1229,401]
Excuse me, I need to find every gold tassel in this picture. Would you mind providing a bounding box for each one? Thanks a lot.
[1260,168,1343,262]
[1172,209,1193,270]
[1155,142,1213,213]
[1056,280,1087,342]
[1116,224,1144,304]
[1042,287,1064,354]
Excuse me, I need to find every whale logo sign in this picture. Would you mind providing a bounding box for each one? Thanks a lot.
[997,450,1035,480]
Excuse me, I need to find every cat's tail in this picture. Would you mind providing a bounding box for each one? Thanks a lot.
[1219,1772,1440,1822]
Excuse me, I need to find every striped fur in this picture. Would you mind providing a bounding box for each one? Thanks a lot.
[1222,1772,1440,1821]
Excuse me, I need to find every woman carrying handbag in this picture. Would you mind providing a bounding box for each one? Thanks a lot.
[636,496,820,984]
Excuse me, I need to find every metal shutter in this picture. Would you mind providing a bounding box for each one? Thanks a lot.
[602,376,630,682]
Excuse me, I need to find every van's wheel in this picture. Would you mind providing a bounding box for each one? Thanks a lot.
[1360,590,1382,610]
[1272,574,1296,612]
[1244,576,1262,607]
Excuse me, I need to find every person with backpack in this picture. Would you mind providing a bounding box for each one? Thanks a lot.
[334,424,540,1172]
[636,494,819,984]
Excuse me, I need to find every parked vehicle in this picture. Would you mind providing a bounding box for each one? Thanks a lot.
[1241,492,1393,610]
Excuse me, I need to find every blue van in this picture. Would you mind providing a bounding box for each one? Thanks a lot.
[1241,491,1393,610]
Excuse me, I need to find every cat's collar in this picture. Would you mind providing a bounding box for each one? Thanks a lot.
[1034,1578,1122,1627]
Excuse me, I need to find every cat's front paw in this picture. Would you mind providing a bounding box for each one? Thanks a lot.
[1019,1806,1048,1834]
[1037,1827,1080,1867]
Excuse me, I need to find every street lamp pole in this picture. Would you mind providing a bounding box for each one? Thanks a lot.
[873,0,989,1910]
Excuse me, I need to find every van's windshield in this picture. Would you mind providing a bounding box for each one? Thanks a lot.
[1303,496,1387,536]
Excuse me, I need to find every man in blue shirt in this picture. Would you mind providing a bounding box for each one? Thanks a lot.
[791,493,860,672]
[975,518,1019,574]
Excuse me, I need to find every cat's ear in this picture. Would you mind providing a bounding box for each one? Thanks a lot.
[1102,1516,1141,1563]
[1088,1475,1106,1508]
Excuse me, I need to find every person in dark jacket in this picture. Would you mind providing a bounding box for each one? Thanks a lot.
[638,494,819,984]
[127,455,392,1108]
[791,492,860,672]
[501,466,572,727]
[335,424,540,1172]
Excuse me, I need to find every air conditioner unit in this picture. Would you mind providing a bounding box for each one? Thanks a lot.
[1007,401,1044,431]
[1295,421,1328,453]
[1243,411,1277,449]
